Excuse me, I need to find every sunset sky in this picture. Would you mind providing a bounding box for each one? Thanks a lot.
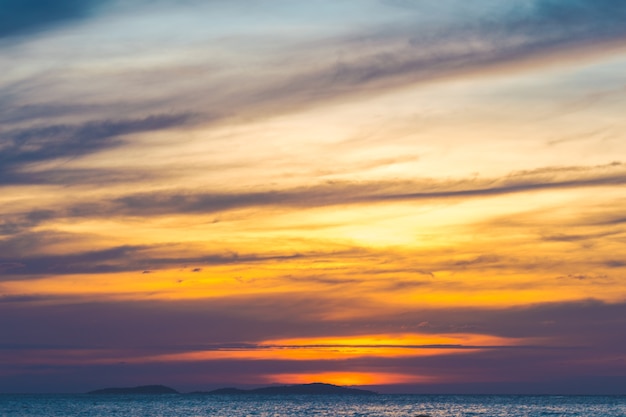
[1,0,626,394]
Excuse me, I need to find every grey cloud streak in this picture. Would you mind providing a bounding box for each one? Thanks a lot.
[75,166,626,217]
[0,113,193,184]
[2,163,624,236]
[0,210,55,236]
[251,0,626,111]
[0,244,309,277]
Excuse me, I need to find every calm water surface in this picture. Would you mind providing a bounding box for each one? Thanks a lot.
[1,394,625,417]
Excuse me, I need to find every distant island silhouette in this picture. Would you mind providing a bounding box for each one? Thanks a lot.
[194,382,377,395]
[87,382,376,395]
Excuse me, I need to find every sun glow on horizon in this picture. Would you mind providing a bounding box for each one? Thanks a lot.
[263,372,435,387]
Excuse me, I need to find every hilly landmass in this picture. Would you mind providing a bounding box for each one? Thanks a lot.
[193,382,377,395]
[88,382,376,395]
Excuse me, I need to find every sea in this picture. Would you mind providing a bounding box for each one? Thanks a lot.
[1,394,625,417]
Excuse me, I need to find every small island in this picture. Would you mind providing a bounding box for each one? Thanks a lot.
[192,382,377,395]
[87,382,377,395]
[88,385,179,395]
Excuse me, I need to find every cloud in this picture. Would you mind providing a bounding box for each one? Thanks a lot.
[0,114,191,166]
[0,243,311,277]
[2,167,169,187]
[0,210,55,235]
[0,263,25,274]
[593,215,626,226]
[0,102,103,125]
[2,297,624,351]
[556,274,610,282]
[0,0,108,39]
[0,231,82,259]
[1,162,622,237]
[0,294,68,304]
[4,1,626,153]
[0,245,148,276]
[0,295,356,350]
[0,113,193,184]
[2,298,626,393]
[453,255,502,268]
[69,164,626,217]
[541,231,621,242]
[253,0,626,111]
[399,299,626,347]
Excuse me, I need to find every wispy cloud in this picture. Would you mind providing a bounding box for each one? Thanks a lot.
[0,210,55,236]
[64,163,626,217]
[237,0,626,113]
[0,244,310,277]
[0,113,193,184]
[1,162,623,241]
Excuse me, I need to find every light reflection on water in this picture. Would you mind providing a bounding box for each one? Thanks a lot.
[1,394,625,417]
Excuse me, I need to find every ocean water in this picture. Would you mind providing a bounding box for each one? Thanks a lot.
[1,394,625,417]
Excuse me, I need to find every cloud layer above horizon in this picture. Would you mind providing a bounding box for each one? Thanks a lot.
[1,0,626,394]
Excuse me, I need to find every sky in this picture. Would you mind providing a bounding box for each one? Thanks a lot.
[1,0,626,394]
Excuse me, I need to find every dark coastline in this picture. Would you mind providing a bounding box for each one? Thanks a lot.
[87,383,377,395]
[193,383,377,395]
